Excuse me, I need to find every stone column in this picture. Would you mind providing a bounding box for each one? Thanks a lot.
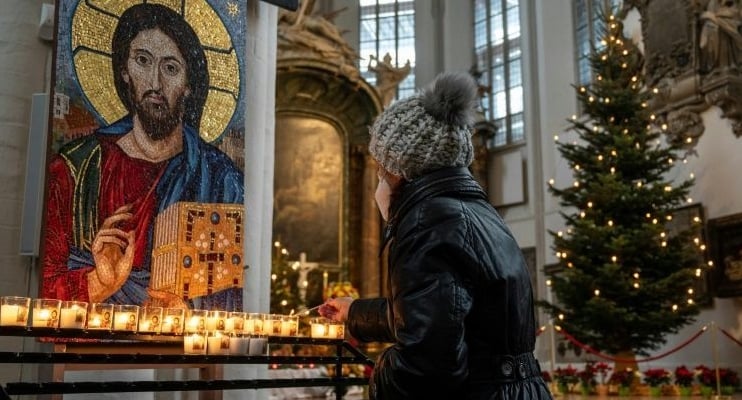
[360,152,381,297]
[222,2,277,400]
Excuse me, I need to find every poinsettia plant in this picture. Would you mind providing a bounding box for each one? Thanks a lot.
[643,368,671,387]
[578,363,597,387]
[697,365,741,388]
[674,365,694,387]
[594,362,612,385]
[609,368,636,387]
[554,365,579,388]
[719,368,740,387]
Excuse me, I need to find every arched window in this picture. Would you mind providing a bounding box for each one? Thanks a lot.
[574,0,622,109]
[473,0,524,148]
[359,0,416,100]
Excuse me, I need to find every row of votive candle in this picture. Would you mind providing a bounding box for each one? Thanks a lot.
[0,297,344,339]
[183,332,269,356]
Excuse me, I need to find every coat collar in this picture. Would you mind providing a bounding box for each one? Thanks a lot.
[380,167,488,255]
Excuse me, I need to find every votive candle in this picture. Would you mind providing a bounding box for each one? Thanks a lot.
[87,303,114,330]
[185,309,208,333]
[183,332,207,354]
[59,301,88,329]
[266,314,282,336]
[226,311,245,333]
[113,305,139,331]
[138,306,163,333]
[32,298,61,328]
[247,334,268,356]
[245,313,264,335]
[310,317,345,339]
[0,296,30,327]
[161,308,185,334]
[280,315,299,337]
[229,334,249,354]
[206,310,228,332]
[207,332,231,355]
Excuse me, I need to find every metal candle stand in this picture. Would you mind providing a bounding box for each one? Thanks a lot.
[0,326,373,400]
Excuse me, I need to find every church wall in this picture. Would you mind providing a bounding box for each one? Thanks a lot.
[0,0,54,387]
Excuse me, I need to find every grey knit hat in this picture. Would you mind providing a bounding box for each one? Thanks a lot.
[369,72,478,181]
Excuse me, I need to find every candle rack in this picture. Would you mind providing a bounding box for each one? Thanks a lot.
[0,326,373,400]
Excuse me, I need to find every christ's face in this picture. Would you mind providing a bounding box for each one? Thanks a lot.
[123,28,190,140]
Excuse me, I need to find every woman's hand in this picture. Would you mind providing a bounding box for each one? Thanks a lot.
[319,296,354,323]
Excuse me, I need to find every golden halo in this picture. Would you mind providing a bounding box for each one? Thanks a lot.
[70,0,240,142]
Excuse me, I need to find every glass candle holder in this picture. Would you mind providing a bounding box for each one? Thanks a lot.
[247,334,269,356]
[87,303,114,330]
[310,317,345,339]
[266,314,282,336]
[228,332,249,354]
[32,298,62,328]
[183,332,207,355]
[59,301,88,329]
[113,304,139,332]
[279,315,299,337]
[206,310,228,332]
[0,296,30,327]
[138,306,163,333]
[226,311,245,333]
[161,308,185,335]
[206,331,231,355]
[244,313,265,335]
[185,309,208,333]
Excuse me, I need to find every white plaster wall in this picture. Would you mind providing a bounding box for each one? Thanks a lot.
[0,0,54,389]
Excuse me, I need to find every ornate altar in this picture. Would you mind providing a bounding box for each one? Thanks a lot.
[625,0,742,145]
[151,202,244,300]
[274,1,384,297]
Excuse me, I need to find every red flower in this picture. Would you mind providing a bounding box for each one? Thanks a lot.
[594,362,612,384]
[542,371,552,383]
[696,365,740,387]
[578,363,597,387]
[643,368,671,387]
[674,365,694,387]
[554,365,580,387]
[609,368,635,387]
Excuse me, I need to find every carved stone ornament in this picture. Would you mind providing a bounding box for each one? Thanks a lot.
[627,0,742,146]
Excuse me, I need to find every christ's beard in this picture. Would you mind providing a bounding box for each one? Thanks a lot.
[133,90,186,141]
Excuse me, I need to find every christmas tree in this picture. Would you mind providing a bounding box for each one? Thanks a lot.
[270,240,304,315]
[540,7,705,356]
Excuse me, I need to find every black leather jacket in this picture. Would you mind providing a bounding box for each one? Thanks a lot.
[347,167,552,400]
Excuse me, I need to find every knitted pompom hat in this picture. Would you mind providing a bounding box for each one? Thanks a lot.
[369,72,478,181]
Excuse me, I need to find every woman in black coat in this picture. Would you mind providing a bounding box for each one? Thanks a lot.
[320,72,553,400]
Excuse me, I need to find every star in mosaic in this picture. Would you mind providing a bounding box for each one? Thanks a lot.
[227,1,239,17]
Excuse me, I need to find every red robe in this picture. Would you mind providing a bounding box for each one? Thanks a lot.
[43,136,165,302]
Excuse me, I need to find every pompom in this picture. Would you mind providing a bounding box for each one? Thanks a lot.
[420,72,478,126]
